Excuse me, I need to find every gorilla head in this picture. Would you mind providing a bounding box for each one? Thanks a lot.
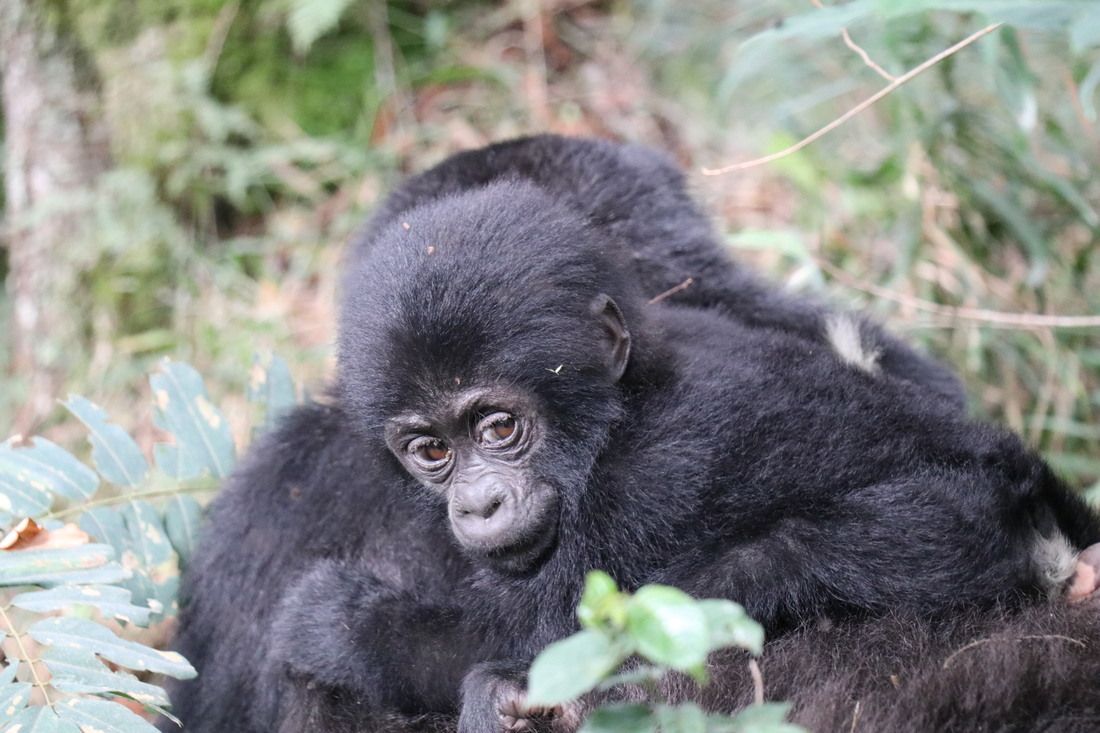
[339,181,647,571]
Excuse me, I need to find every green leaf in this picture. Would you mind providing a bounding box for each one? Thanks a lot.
[655,702,707,733]
[526,630,629,706]
[1070,5,1100,52]
[42,646,169,706]
[79,507,128,558]
[0,474,51,517]
[578,571,626,631]
[700,600,765,655]
[0,544,127,586]
[625,585,709,672]
[287,0,355,54]
[713,703,807,733]
[0,665,17,686]
[248,353,297,438]
[11,585,151,626]
[163,495,203,567]
[0,683,32,725]
[579,703,657,733]
[3,706,79,733]
[119,501,180,616]
[120,502,176,571]
[150,360,235,481]
[0,436,99,511]
[57,698,160,733]
[28,617,196,679]
[64,395,149,489]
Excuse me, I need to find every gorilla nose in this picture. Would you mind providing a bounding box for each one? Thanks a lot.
[452,484,515,546]
[458,492,505,520]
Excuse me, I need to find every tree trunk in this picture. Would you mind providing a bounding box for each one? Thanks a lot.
[0,0,111,432]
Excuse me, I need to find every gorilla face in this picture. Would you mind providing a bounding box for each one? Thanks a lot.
[385,386,560,570]
[340,181,640,573]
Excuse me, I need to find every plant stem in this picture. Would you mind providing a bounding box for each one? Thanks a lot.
[0,603,54,709]
[42,483,217,521]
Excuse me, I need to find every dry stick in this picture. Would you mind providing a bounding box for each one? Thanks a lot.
[748,659,764,705]
[810,0,896,81]
[817,258,1100,330]
[647,277,695,305]
[702,22,1004,176]
[0,603,54,710]
[840,28,896,81]
[41,484,218,522]
[942,634,1085,670]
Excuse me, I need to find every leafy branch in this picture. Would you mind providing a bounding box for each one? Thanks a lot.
[0,355,296,731]
[526,572,805,733]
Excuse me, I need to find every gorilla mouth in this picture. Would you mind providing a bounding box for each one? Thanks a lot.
[479,492,561,573]
[485,518,559,570]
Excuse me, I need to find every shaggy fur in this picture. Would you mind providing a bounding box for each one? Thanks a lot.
[352,134,965,409]
[301,177,1097,728]
[161,403,470,732]
[695,599,1100,732]
[164,136,1100,733]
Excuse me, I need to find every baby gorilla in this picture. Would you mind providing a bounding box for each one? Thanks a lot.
[272,178,1100,732]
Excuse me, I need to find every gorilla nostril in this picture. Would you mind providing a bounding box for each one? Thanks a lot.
[485,498,503,518]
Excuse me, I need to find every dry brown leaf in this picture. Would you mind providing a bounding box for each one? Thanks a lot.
[0,517,43,550]
[0,520,91,552]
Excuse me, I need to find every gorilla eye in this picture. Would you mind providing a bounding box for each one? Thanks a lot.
[408,437,452,467]
[477,413,519,447]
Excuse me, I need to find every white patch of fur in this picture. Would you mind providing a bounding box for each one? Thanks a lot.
[1033,531,1078,597]
[825,315,881,375]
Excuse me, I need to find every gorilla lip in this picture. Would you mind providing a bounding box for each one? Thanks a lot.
[475,488,560,570]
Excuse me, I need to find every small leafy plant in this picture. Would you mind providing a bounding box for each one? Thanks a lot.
[0,355,294,732]
[526,572,806,733]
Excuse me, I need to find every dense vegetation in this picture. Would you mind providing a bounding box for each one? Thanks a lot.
[1,1,1098,730]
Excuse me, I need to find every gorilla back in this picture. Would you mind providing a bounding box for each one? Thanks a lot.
[353,134,965,407]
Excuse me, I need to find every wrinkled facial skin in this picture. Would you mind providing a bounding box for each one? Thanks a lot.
[385,388,560,572]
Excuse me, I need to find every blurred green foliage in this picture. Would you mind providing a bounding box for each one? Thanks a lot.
[523,571,803,733]
[1,0,1098,495]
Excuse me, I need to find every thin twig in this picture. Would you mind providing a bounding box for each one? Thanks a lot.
[817,258,1100,330]
[647,277,695,305]
[942,634,1086,670]
[840,29,896,81]
[203,0,239,74]
[810,0,895,81]
[748,659,764,705]
[0,604,53,710]
[41,484,218,521]
[368,0,414,133]
[849,700,862,733]
[702,23,1003,175]
[521,0,551,127]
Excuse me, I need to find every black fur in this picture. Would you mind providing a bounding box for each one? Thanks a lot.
[312,174,1097,727]
[165,136,1099,733]
[354,134,965,409]
[694,599,1100,732]
[162,402,469,732]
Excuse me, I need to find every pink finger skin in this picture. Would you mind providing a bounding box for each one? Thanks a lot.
[1067,543,1100,603]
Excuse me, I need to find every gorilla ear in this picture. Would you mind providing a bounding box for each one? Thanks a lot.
[591,294,632,381]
